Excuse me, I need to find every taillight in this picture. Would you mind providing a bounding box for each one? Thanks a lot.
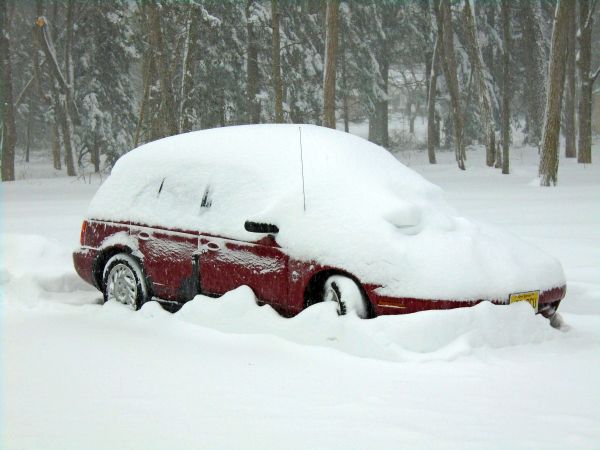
[80,221,88,246]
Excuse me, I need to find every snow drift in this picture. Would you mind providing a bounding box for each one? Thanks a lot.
[2,233,564,364]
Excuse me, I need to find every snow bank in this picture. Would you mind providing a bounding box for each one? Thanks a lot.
[1,233,562,363]
[88,125,565,302]
[150,287,563,362]
[0,234,98,308]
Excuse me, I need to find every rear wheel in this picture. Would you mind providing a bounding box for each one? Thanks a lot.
[323,275,369,318]
[102,254,148,310]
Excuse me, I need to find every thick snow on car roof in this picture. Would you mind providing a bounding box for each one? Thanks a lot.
[89,124,564,301]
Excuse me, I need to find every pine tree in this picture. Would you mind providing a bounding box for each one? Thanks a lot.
[75,0,137,170]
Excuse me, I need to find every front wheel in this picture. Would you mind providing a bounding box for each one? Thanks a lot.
[102,253,148,310]
[323,275,369,318]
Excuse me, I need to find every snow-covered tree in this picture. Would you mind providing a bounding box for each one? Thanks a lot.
[75,1,137,170]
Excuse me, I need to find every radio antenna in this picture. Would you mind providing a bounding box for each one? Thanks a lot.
[298,126,306,212]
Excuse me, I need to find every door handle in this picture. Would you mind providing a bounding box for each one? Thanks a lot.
[206,241,220,251]
[138,231,152,241]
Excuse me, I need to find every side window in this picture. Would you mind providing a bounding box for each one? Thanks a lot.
[200,185,212,210]
[155,176,212,218]
[157,177,166,197]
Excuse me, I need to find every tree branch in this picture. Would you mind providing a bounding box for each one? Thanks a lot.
[592,65,600,84]
[591,0,598,18]
[584,0,597,31]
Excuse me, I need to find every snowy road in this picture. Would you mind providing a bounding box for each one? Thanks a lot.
[2,147,600,449]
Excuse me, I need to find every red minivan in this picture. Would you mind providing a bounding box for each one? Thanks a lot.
[73,125,566,320]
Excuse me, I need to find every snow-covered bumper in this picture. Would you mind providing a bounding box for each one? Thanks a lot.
[366,284,566,318]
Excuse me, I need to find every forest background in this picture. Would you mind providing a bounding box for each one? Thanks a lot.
[1,0,599,185]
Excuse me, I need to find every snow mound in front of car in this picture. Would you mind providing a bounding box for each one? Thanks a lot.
[141,286,564,363]
[89,124,564,301]
[0,234,100,308]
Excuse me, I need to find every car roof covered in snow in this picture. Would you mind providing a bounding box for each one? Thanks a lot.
[88,124,443,237]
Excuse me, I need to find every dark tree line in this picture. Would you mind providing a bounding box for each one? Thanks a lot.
[1,0,599,183]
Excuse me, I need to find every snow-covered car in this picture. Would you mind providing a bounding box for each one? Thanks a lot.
[73,125,566,319]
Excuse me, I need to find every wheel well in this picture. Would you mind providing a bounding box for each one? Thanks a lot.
[303,269,374,318]
[92,246,133,289]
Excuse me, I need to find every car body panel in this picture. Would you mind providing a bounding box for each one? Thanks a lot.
[130,224,198,301]
[199,235,289,307]
[74,218,567,317]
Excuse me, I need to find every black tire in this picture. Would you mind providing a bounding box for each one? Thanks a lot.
[323,275,369,318]
[102,253,148,310]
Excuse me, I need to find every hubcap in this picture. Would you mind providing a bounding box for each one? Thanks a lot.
[107,263,137,308]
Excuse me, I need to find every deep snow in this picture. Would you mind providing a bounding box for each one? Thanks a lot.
[1,141,600,449]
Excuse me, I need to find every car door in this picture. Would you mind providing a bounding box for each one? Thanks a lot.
[131,225,199,302]
[199,235,289,307]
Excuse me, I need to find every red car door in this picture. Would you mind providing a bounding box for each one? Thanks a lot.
[131,225,199,302]
[199,235,289,307]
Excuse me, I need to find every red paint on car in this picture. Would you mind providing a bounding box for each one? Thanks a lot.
[73,219,566,317]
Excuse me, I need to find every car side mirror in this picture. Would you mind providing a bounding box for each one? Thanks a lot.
[244,221,279,234]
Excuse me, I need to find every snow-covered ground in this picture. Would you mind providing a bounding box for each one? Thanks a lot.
[2,141,599,449]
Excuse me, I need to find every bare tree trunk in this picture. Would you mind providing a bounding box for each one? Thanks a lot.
[340,19,349,133]
[146,0,179,137]
[427,35,440,164]
[379,56,389,147]
[0,0,17,181]
[519,0,546,146]
[180,4,201,132]
[246,0,260,124]
[271,0,283,123]
[563,4,576,158]
[322,0,339,129]
[64,0,76,176]
[408,97,416,134]
[500,0,512,174]
[50,0,62,169]
[33,16,76,175]
[219,92,226,127]
[539,0,569,186]
[52,122,61,170]
[368,119,376,142]
[55,92,76,176]
[436,0,466,170]
[27,0,42,165]
[577,0,593,164]
[65,0,74,98]
[135,49,152,147]
[92,130,100,173]
[26,103,33,163]
[462,0,496,167]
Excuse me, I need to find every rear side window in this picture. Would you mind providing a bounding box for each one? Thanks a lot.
[153,176,213,218]
[200,185,212,209]
[94,163,275,238]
